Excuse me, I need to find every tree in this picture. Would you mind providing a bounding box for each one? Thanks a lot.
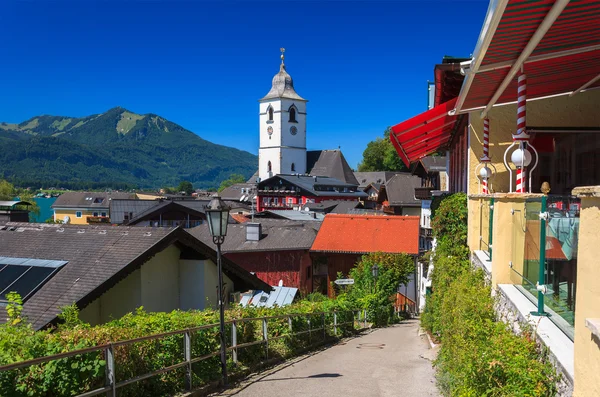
[218,174,245,193]
[358,127,406,172]
[177,181,194,195]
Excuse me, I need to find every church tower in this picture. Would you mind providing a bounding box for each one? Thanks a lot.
[258,48,307,181]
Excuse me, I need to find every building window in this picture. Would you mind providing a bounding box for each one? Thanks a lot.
[274,197,279,205]
[291,163,296,172]
[93,212,99,217]
[289,106,296,122]
[76,211,82,218]
[101,212,107,217]
[288,198,293,204]
[267,161,272,173]
[268,107,274,121]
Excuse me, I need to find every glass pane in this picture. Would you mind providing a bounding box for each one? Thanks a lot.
[544,195,579,327]
[0,265,30,294]
[4,267,55,300]
[221,211,229,236]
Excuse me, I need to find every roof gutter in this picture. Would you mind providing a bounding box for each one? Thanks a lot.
[451,0,509,116]
[480,0,570,118]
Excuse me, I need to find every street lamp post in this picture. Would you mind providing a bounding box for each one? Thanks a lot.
[205,196,230,386]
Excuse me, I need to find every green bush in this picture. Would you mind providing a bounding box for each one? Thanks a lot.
[346,252,415,327]
[0,298,358,397]
[422,194,557,396]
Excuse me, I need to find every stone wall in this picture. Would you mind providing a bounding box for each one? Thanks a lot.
[494,286,573,397]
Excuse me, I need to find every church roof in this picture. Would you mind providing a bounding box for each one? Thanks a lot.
[307,150,359,185]
[260,61,306,102]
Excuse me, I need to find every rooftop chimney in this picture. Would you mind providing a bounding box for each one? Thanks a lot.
[246,222,262,241]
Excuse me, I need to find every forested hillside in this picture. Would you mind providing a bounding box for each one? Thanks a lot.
[0,107,256,189]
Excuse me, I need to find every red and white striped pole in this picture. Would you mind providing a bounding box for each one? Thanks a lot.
[482,118,490,161]
[515,71,528,193]
[480,118,491,194]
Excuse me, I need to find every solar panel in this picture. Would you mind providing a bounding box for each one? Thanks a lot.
[0,258,66,303]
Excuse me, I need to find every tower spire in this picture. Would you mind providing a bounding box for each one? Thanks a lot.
[280,47,285,65]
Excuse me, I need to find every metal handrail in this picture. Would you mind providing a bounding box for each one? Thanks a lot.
[0,309,366,397]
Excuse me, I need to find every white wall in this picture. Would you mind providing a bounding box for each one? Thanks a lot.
[79,244,237,326]
[140,245,180,313]
[258,97,307,181]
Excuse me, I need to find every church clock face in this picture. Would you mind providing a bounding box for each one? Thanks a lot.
[290,126,298,135]
[267,126,273,135]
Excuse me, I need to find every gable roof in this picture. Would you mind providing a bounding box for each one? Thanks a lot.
[109,199,160,224]
[384,173,422,207]
[126,200,208,225]
[219,183,256,202]
[0,223,270,329]
[352,172,401,190]
[311,214,419,255]
[188,219,321,253]
[307,150,359,185]
[52,192,135,209]
[255,210,325,222]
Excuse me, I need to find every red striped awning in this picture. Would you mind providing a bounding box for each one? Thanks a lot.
[460,0,600,112]
[389,98,458,167]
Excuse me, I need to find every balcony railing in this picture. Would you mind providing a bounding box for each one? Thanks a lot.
[476,197,494,260]
[0,310,365,396]
[87,216,110,224]
[509,194,580,339]
[414,187,435,200]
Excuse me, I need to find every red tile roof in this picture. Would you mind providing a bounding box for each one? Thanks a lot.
[231,214,250,224]
[311,214,419,255]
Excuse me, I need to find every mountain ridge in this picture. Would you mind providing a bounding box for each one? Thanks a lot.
[0,107,257,189]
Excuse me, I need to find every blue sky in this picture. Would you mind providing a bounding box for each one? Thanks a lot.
[0,1,489,169]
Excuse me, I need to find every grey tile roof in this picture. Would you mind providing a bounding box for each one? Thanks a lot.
[329,201,361,214]
[385,173,422,206]
[307,150,359,185]
[258,210,325,221]
[109,199,159,224]
[188,219,321,253]
[260,175,367,198]
[353,172,400,189]
[219,183,256,202]
[52,192,135,209]
[0,222,270,329]
[260,63,306,101]
[420,156,447,173]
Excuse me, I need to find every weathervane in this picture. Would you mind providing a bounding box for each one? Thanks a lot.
[280,47,285,64]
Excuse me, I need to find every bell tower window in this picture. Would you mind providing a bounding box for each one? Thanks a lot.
[289,106,296,122]
[268,107,274,121]
[291,163,296,172]
[267,161,272,172]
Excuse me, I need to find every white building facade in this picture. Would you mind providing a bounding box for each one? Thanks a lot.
[258,52,307,182]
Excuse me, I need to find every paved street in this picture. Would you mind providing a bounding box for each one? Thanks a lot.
[214,319,439,397]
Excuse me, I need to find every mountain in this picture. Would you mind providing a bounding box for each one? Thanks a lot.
[0,107,257,189]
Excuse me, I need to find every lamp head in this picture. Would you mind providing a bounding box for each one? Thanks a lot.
[510,147,532,167]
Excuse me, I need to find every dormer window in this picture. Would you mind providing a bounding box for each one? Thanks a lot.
[289,106,296,122]
[268,107,274,121]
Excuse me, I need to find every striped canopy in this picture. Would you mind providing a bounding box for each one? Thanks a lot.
[459,0,600,113]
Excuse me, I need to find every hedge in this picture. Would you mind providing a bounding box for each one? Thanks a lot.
[422,193,558,396]
[0,299,356,397]
[0,252,411,396]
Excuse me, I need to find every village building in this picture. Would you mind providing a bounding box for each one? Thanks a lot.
[0,223,269,329]
[256,174,366,212]
[189,219,320,295]
[52,191,134,225]
[389,2,600,393]
[310,214,420,302]
[0,200,32,223]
